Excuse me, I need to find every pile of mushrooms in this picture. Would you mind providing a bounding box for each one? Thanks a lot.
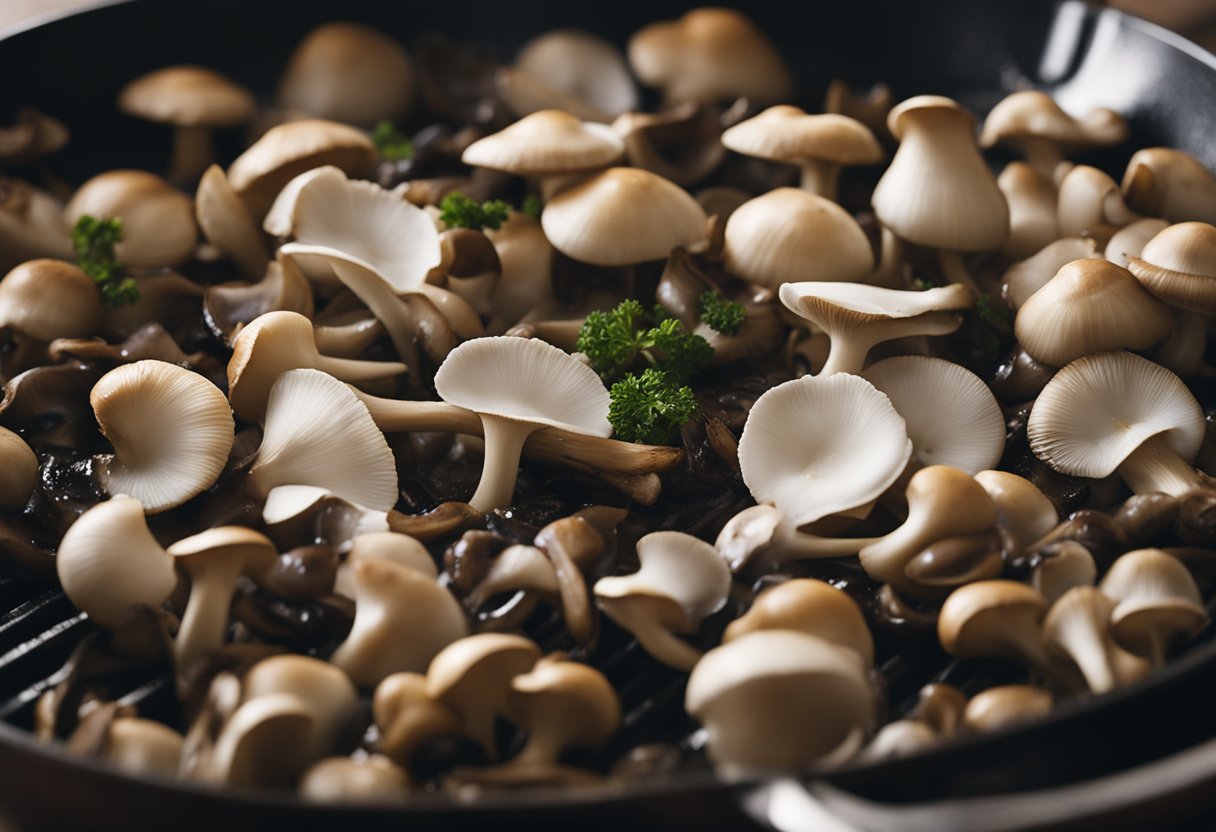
[3,4,1216,804]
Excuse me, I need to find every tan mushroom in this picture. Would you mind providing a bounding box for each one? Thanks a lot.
[1057,165,1139,240]
[963,685,1053,732]
[1001,236,1098,309]
[937,580,1053,676]
[65,170,198,269]
[1042,585,1150,694]
[300,756,410,801]
[373,672,464,769]
[242,654,360,763]
[1122,147,1216,224]
[195,164,268,280]
[100,718,184,777]
[504,657,620,767]
[723,578,873,666]
[514,30,637,119]
[1100,548,1207,666]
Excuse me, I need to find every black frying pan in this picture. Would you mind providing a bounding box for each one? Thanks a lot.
[1,1,1215,829]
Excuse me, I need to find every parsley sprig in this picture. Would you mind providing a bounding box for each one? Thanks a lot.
[439,191,511,231]
[71,215,138,306]
[698,290,746,335]
[372,120,414,162]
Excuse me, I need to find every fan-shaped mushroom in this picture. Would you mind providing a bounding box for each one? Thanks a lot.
[1042,585,1149,694]
[1100,548,1207,666]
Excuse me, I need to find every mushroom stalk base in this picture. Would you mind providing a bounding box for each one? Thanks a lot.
[1118,433,1206,498]
[937,250,980,296]
[469,415,538,511]
[799,162,840,202]
[171,125,213,185]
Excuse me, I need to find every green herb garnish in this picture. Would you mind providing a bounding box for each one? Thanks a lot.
[71,215,138,306]
[698,290,746,336]
[577,299,712,384]
[372,120,414,162]
[608,368,699,445]
[439,191,511,231]
[521,193,542,219]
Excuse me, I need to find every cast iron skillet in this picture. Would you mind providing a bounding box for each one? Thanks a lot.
[1,1,1215,829]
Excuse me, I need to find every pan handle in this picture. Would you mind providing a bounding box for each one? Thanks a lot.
[741,734,1216,832]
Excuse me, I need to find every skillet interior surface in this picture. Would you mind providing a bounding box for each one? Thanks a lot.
[1,1,1215,829]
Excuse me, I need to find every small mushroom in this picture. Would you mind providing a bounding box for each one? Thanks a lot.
[1100,548,1207,666]
[937,580,1053,675]
[65,170,198,269]
[998,162,1061,260]
[278,22,414,126]
[56,496,177,628]
[373,672,464,769]
[863,721,938,761]
[1122,147,1216,224]
[1001,237,1099,309]
[685,630,873,772]
[334,531,436,599]
[1042,585,1149,694]
[721,107,882,200]
[612,104,726,187]
[483,211,555,333]
[166,527,277,678]
[118,66,256,184]
[1105,217,1169,268]
[195,164,269,280]
[962,685,1054,732]
[0,426,37,511]
[779,282,971,376]
[910,683,968,737]
[193,692,313,787]
[594,531,731,671]
[90,360,234,513]
[0,108,68,166]
[514,30,637,119]
[0,259,102,343]
[723,578,873,665]
[974,470,1060,558]
[99,718,184,777]
[204,251,314,343]
[978,91,1111,181]
[504,657,620,767]
[533,513,616,644]
[425,634,541,755]
[433,336,610,511]
[330,558,469,687]
[300,756,409,801]
[1028,351,1208,497]
[714,504,880,573]
[242,654,360,763]
[1057,165,1139,240]
[0,178,73,269]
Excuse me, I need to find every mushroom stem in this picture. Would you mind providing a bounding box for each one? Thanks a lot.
[818,334,874,376]
[1022,140,1063,183]
[774,526,881,560]
[1155,310,1209,378]
[505,319,585,351]
[469,415,539,511]
[171,125,214,185]
[799,161,840,201]
[866,225,907,288]
[630,621,704,672]
[937,250,980,296]
[1117,433,1207,498]
[176,558,243,675]
[313,354,409,383]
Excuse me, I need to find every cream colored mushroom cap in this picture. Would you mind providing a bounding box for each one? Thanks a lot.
[1014,259,1173,367]
[723,188,874,287]
[119,66,255,127]
[862,356,1004,474]
[779,281,972,326]
[738,374,911,527]
[434,336,610,435]
[462,110,624,176]
[1128,222,1216,314]
[595,531,731,628]
[1027,351,1204,479]
[91,361,234,514]
[0,259,102,340]
[541,167,706,266]
[722,107,882,166]
[979,91,1086,148]
[516,30,638,118]
[65,170,198,269]
[724,578,874,666]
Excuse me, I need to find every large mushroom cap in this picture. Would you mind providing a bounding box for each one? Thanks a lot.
[738,373,911,527]
[1128,222,1216,314]
[541,167,707,266]
[435,336,610,435]
[1028,350,1204,480]
[91,360,234,513]
[462,110,624,176]
[722,188,874,287]
[1014,259,1173,367]
[278,22,414,126]
[119,66,255,128]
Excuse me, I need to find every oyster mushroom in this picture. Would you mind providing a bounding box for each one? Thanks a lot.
[503,657,619,769]
[334,532,436,599]
[373,672,464,769]
[483,211,555,333]
[612,105,726,187]
[166,527,277,678]
[1106,218,1170,268]
[998,162,1062,260]
[1100,548,1207,666]
[973,470,1059,558]
[99,718,184,777]
[65,170,198,269]
[227,311,406,424]
[300,756,409,801]
[778,282,971,376]
[90,360,234,513]
[1057,165,1139,239]
[937,580,1053,676]
[242,654,360,763]
[0,259,103,372]
[1122,147,1216,224]
[0,178,73,269]
[1001,237,1099,309]
[685,630,873,772]
[979,91,1118,181]
[1042,585,1149,694]
[195,164,269,280]
[1032,542,1099,606]
[118,66,256,184]
[192,692,313,787]
[433,336,610,511]
[204,252,314,343]
[721,107,882,200]
[594,531,731,671]
[723,578,873,665]
[56,496,177,628]
[514,30,637,119]
[0,426,37,511]
[1027,351,1208,497]
[330,558,469,687]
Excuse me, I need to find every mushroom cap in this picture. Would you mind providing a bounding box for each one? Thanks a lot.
[227,119,375,219]
[243,654,360,761]
[434,336,610,435]
[278,22,414,126]
[595,530,731,631]
[0,259,102,340]
[201,692,314,787]
[1031,541,1098,606]
[101,718,184,777]
[862,356,1005,475]
[1057,165,1139,238]
[506,658,621,763]
[1121,147,1216,225]
[780,281,972,325]
[723,578,874,666]
[250,368,398,511]
[335,531,436,598]
[979,91,1086,148]
[300,756,409,801]
[1001,236,1099,309]
[0,426,37,511]
[288,168,441,294]
[963,685,1053,732]
[722,107,883,167]
[738,373,912,527]
[167,525,276,573]
[873,96,1009,251]
[91,361,235,514]
[1100,548,1207,658]
[65,170,198,268]
[118,66,255,128]
[685,630,873,770]
[1105,218,1169,269]
[999,161,1062,260]
[541,167,706,266]
[330,558,469,687]
[1128,222,1216,314]
[516,30,638,118]
[462,110,624,176]
[973,470,1059,556]
[1027,350,1204,479]
[1042,585,1150,694]
[722,188,874,287]
[937,580,1047,658]
[56,496,177,628]
[1014,259,1173,367]
[627,8,794,106]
